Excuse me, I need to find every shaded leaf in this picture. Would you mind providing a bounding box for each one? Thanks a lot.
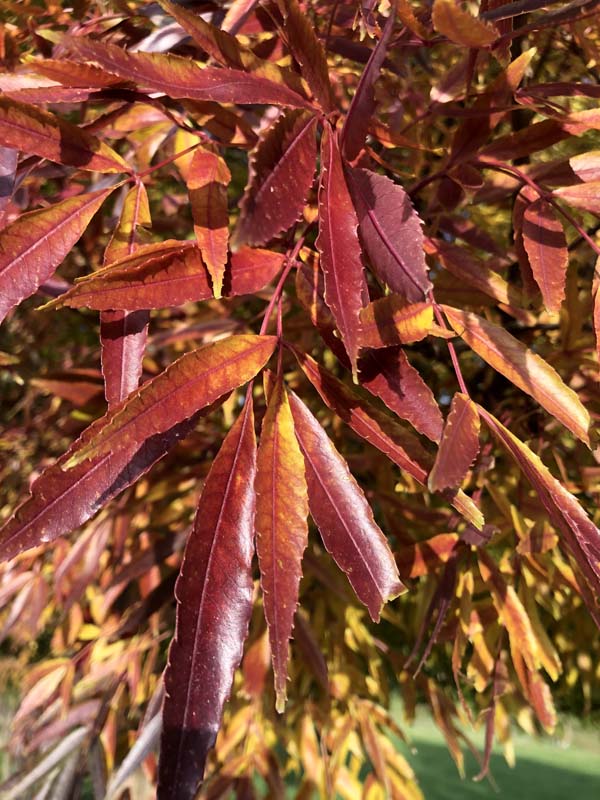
[478,550,538,673]
[255,379,309,712]
[0,335,276,561]
[317,122,368,377]
[480,408,600,612]
[430,239,522,308]
[442,305,591,445]
[358,295,436,349]
[188,147,231,298]
[235,111,317,246]
[346,167,431,302]
[522,199,568,313]
[359,347,444,443]
[0,96,130,173]
[67,37,314,109]
[428,393,480,492]
[159,402,257,800]
[275,0,335,111]
[341,12,394,161]
[288,390,405,621]
[0,188,115,324]
[396,533,460,580]
[432,0,497,47]
[0,145,18,216]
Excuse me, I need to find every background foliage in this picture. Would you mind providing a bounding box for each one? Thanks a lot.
[1,0,600,798]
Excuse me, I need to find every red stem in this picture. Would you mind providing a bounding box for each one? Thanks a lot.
[432,297,470,396]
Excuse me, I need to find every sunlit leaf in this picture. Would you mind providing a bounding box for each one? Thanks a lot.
[432,0,497,47]
[522,198,568,313]
[0,188,115,324]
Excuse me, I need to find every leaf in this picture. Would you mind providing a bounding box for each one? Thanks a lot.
[67,37,314,110]
[442,305,591,445]
[235,111,318,247]
[552,182,600,214]
[346,167,432,302]
[0,145,18,216]
[188,147,231,298]
[68,334,276,469]
[428,393,480,492]
[317,122,368,378]
[341,12,394,162]
[395,533,460,579]
[158,402,257,800]
[255,379,309,712]
[358,295,436,349]
[0,96,130,173]
[100,310,150,407]
[46,242,284,311]
[480,408,600,607]
[158,0,308,98]
[432,0,497,47]
[0,335,276,561]
[292,348,430,485]
[0,188,115,324]
[430,239,522,308]
[102,182,152,407]
[393,0,428,39]
[288,390,405,621]
[275,0,335,111]
[478,550,538,673]
[569,150,600,182]
[360,348,444,443]
[522,198,568,313]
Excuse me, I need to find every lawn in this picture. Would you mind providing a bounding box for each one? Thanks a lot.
[400,709,600,800]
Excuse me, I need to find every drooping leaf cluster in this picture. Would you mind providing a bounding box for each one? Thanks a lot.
[1,0,600,798]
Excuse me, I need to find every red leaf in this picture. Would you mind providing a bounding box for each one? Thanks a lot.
[235,111,318,247]
[158,402,256,800]
[0,188,115,324]
[0,335,276,562]
[317,123,368,378]
[188,147,231,298]
[67,37,314,109]
[255,379,309,712]
[293,349,430,484]
[522,198,568,313]
[346,167,431,302]
[100,310,149,407]
[288,390,405,621]
[101,182,152,407]
[46,241,284,311]
[569,150,600,182]
[428,393,480,492]
[0,96,130,173]
[360,348,444,442]
[341,12,394,161]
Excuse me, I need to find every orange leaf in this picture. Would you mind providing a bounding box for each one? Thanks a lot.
[443,305,591,445]
[522,198,568,313]
[255,379,309,712]
[432,0,497,47]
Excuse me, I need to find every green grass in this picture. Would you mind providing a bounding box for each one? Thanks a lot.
[398,710,600,800]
